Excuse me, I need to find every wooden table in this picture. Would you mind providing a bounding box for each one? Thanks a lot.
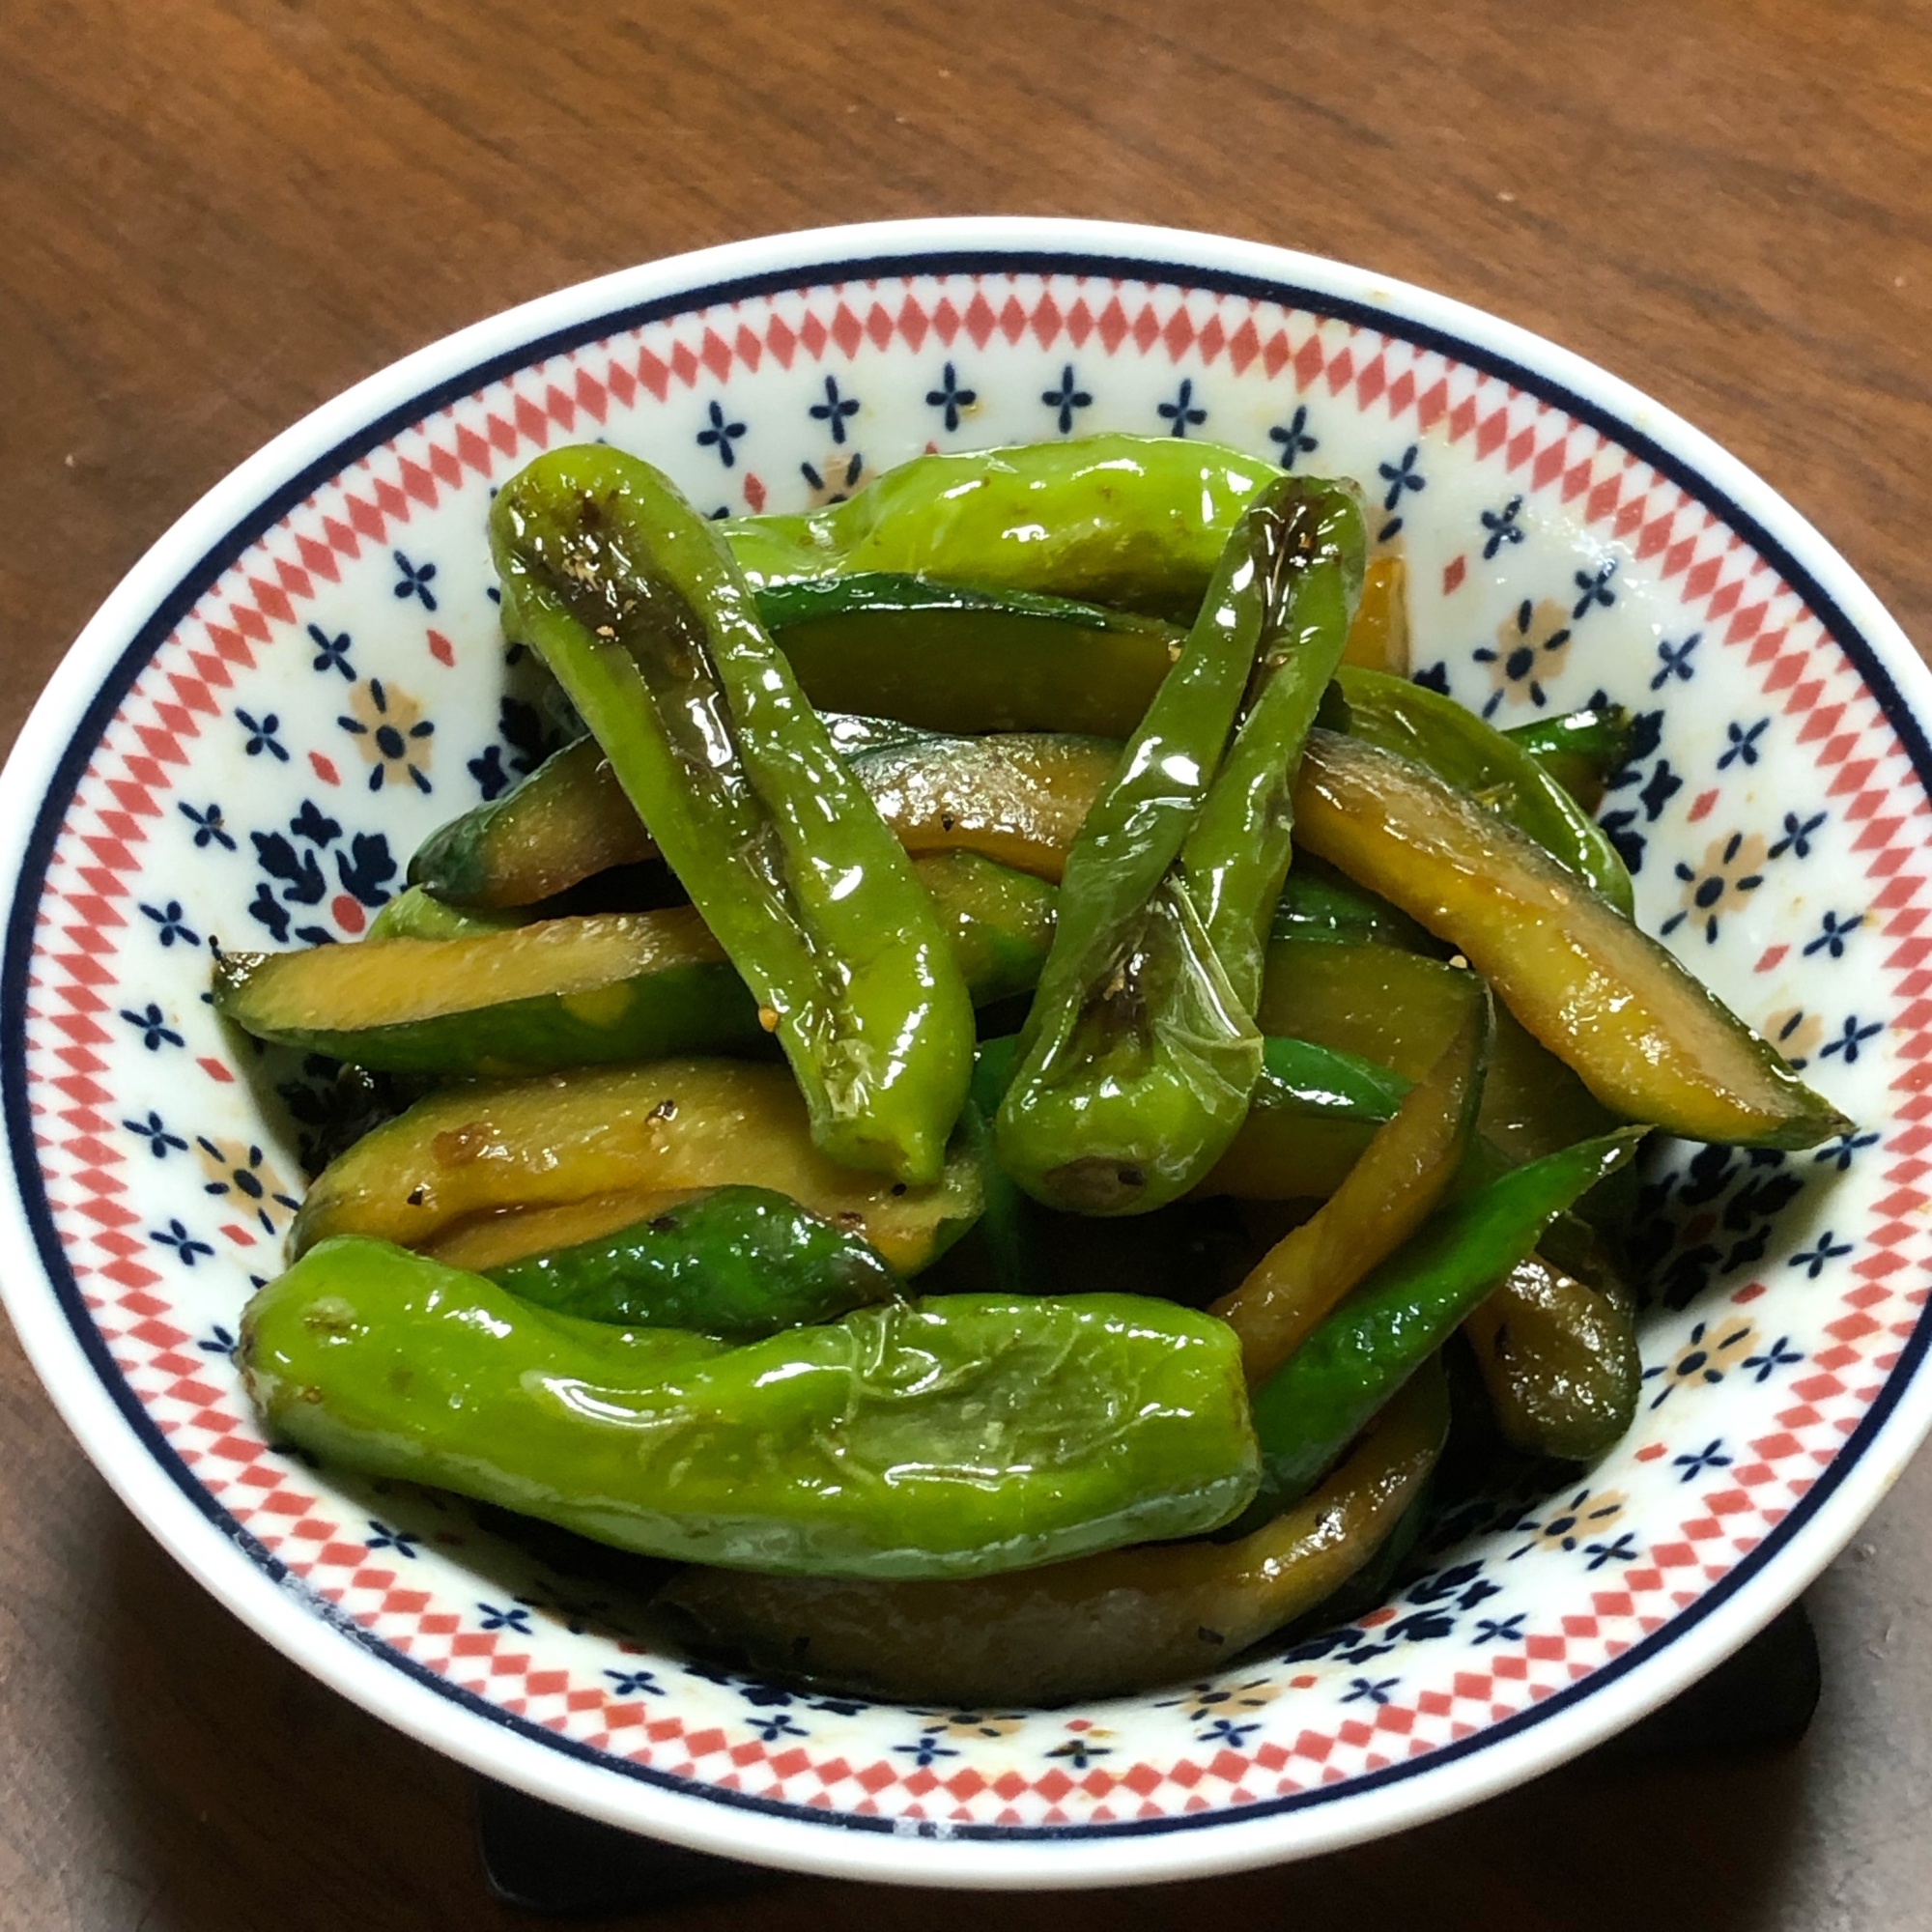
[6,3,1932,1924]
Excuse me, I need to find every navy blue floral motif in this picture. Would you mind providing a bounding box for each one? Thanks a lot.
[1375,443,1425,541]
[1651,632,1700,688]
[1673,1439,1732,1483]
[290,799,341,847]
[180,802,236,850]
[308,624,355,678]
[335,832,397,908]
[236,708,288,761]
[809,375,860,444]
[894,1733,959,1768]
[1342,1676,1399,1706]
[603,1668,664,1697]
[121,1004,184,1051]
[801,452,865,498]
[1804,911,1863,959]
[1276,1625,1395,1667]
[1268,404,1318,469]
[746,1711,809,1744]
[1769,810,1828,860]
[392,552,438,611]
[1775,1009,1814,1069]
[1814,1129,1880,1171]
[1405,1560,1501,1615]
[1820,1014,1882,1064]
[1382,1607,1458,1643]
[809,1695,870,1718]
[1719,718,1770,770]
[1744,1335,1804,1382]
[1199,1717,1264,1748]
[1045,1735,1112,1768]
[925,362,977,432]
[198,1323,237,1354]
[150,1218,213,1265]
[696,399,747,468]
[1473,1613,1526,1645]
[1480,495,1526,558]
[365,1520,421,1558]
[124,1111,186,1156]
[1789,1230,1853,1278]
[1041,364,1092,435]
[1157,378,1207,438]
[476,1601,533,1634]
[1411,661,1451,696]
[1584,1533,1638,1570]
[1571,558,1618,619]
[140,899,199,949]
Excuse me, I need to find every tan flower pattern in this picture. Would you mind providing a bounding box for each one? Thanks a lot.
[1764,1007,1826,1069]
[1511,1487,1627,1558]
[338,676,434,793]
[1473,597,1573,717]
[1645,1315,1759,1410]
[1664,831,1768,945]
[194,1134,301,1237]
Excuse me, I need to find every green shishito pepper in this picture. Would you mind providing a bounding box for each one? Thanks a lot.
[240,1236,1260,1578]
[491,445,974,1184]
[996,475,1365,1215]
[1241,1127,1645,1522]
[1504,701,1641,812]
[483,1186,898,1338]
[722,433,1282,620]
[656,1361,1446,1707]
[1335,668,1634,916]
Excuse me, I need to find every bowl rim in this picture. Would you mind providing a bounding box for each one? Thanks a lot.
[4,213,1930,1889]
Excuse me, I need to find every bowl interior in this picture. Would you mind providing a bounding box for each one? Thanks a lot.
[7,232,1929,1870]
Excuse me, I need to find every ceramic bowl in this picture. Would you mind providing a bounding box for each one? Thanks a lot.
[4,217,1928,1889]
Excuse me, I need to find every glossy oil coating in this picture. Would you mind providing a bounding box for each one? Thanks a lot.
[492,445,974,1182]
[241,1238,1261,1579]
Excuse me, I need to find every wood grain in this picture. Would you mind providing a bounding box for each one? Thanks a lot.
[5,2,1932,1925]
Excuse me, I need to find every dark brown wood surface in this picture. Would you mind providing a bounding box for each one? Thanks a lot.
[6,3,1932,1925]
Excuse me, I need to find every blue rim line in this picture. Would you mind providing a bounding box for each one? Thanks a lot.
[7,244,1929,1843]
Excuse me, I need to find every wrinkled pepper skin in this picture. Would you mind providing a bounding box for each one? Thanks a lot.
[484,1185,900,1338]
[997,476,1362,1215]
[217,852,1057,1080]
[722,433,1282,619]
[1214,991,1492,1385]
[655,1360,1444,1706]
[492,445,974,1183]
[241,1237,1261,1578]
[1240,1127,1645,1523]
[1291,730,1852,1149]
[1335,668,1634,916]
[1179,477,1367,1011]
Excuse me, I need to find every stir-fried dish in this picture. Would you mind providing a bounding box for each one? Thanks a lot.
[218,435,1850,1706]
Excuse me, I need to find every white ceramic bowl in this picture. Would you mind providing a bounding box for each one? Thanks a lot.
[4,217,1928,1889]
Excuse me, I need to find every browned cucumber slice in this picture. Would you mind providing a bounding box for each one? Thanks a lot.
[1292,729,1849,1148]
[288,1058,985,1275]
